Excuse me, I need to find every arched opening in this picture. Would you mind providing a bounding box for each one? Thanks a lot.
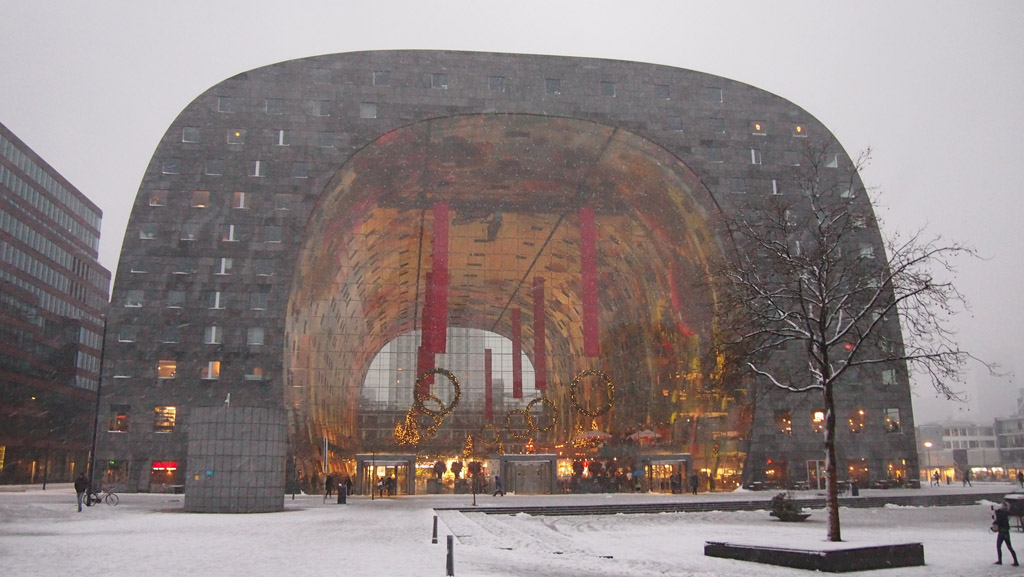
[285,113,749,493]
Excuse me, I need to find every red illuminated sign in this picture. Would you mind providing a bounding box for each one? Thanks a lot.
[152,461,178,471]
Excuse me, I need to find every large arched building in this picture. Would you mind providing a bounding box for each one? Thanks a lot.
[98,51,918,495]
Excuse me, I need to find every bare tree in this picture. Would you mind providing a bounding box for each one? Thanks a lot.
[712,141,981,542]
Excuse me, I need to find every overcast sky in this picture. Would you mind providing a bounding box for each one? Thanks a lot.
[2,0,1022,424]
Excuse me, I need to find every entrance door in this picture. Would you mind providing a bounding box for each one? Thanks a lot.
[807,460,826,490]
[360,463,409,496]
[509,462,550,495]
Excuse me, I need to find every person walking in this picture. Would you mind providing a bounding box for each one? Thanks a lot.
[993,502,1020,566]
[492,474,505,496]
[1017,471,1024,489]
[74,472,89,512]
[689,473,699,495]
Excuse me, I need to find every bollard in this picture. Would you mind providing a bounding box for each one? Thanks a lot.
[432,515,438,544]
[446,534,454,576]
[337,485,347,504]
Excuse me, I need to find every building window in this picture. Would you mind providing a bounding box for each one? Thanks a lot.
[750,149,762,165]
[488,76,506,92]
[290,162,310,179]
[201,361,221,380]
[180,224,199,241]
[205,159,224,176]
[882,369,897,385]
[154,406,176,433]
[704,86,723,103]
[206,291,226,310]
[226,129,246,145]
[359,103,377,119]
[172,259,194,275]
[217,97,238,113]
[129,262,148,274]
[250,291,270,310]
[274,194,295,211]
[264,225,282,243]
[247,327,265,346]
[544,78,561,95]
[825,154,839,168]
[254,259,275,276]
[710,118,726,134]
[373,70,390,86]
[232,191,249,209]
[160,324,180,344]
[666,116,683,131]
[148,191,167,206]
[245,364,265,381]
[166,290,185,309]
[108,405,130,433]
[162,158,181,174]
[811,410,825,434]
[216,258,233,275]
[783,150,801,166]
[600,81,616,97]
[265,99,285,114]
[250,160,266,178]
[275,129,290,146]
[112,361,132,378]
[774,410,792,434]
[652,84,669,99]
[313,100,332,117]
[105,460,131,483]
[204,326,223,345]
[191,190,210,208]
[705,148,723,163]
[125,290,144,308]
[792,124,807,137]
[751,121,766,135]
[157,360,177,379]
[182,127,200,143]
[771,179,781,195]
[222,224,239,242]
[117,326,138,343]
[848,409,866,434]
[316,132,337,148]
[139,223,157,240]
[884,408,902,433]
[431,73,448,89]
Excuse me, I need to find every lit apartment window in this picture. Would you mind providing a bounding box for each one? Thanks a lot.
[201,361,221,380]
[108,405,130,433]
[157,360,177,379]
[811,411,825,434]
[149,191,167,206]
[848,409,866,434]
[774,410,792,434]
[192,190,210,208]
[245,365,265,381]
[751,121,766,135]
[232,191,248,209]
[227,129,246,145]
[153,406,176,433]
[884,408,902,433]
[222,224,239,242]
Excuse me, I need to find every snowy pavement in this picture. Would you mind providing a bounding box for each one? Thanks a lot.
[1,483,1021,576]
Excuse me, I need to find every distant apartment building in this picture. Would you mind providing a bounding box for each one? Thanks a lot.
[917,421,1002,483]
[0,121,111,484]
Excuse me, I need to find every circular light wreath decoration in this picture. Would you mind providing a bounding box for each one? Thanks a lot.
[569,369,615,417]
[478,422,502,446]
[413,368,461,418]
[504,408,532,440]
[526,397,559,433]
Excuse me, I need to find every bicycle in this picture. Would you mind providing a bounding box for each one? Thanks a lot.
[84,487,119,506]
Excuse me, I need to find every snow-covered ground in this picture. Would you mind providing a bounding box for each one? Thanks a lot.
[0,483,1019,576]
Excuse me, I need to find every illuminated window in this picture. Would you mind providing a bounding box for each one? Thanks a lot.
[191,190,210,208]
[105,460,131,483]
[222,224,239,242]
[848,409,866,434]
[157,360,177,379]
[245,364,265,380]
[774,410,792,434]
[154,407,176,433]
[204,326,222,345]
[227,129,246,145]
[811,411,825,434]
[125,290,143,308]
[182,127,200,143]
[107,405,130,432]
[202,361,221,380]
[884,408,902,433]
[232,191,248,209]
[751,121,766,135]
[792,124,807,137]
[149,191,167,206]
[247,327,264,346]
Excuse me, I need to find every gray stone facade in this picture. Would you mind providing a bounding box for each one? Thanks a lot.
[97,50,917,493]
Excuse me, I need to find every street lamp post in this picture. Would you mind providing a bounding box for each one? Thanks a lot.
[924,441,933,485]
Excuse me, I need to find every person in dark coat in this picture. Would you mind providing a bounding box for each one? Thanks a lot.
[994,502,1020,566]
[74,472,89,512]
[492,474,505,496]
[689,473,699,495]
[324,473,334,498]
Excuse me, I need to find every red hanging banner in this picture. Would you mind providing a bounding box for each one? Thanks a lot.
[512,307,523,399]
[580,206,600,357]
[416,344,435,396]
[484,348,493,421]
[431,202,450,353]
[533,276,547,391]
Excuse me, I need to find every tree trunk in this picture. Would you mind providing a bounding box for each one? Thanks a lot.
[823,384,842,541]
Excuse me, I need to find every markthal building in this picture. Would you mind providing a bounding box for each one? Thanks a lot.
[98,51,918,504]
